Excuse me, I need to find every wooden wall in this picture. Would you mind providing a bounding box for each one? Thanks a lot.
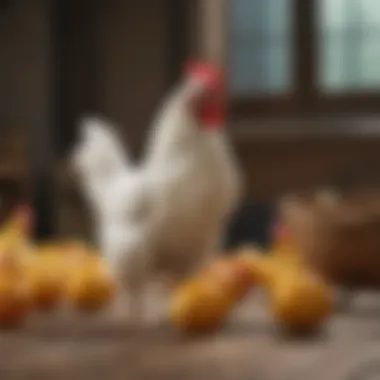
[236,135,380,202]
[0,0,51,222]
[99,0,171,156]
[56,0,172,157]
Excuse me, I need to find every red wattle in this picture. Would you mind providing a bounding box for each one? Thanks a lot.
[199,103,226,130]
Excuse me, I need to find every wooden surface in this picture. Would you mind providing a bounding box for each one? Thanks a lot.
[2,291,380,380]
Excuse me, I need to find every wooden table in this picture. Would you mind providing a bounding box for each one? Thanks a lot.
[2,291,380,380]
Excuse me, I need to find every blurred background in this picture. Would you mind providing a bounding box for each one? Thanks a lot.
[1,0,380,246]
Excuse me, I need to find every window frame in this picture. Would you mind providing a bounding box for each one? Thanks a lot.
[192,0,380,120]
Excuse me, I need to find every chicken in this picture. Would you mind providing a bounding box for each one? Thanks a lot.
[143,61,242,278]
[71,61,242,326]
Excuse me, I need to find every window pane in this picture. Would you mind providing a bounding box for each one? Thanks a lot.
[229,0,293,96]
[322,33,343,90]
[361,0,380,26]
[320,0,347,30]
[319,0,380,92]
[361,34,380,87]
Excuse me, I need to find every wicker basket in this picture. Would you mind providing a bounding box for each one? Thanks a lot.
[278,189,380,288]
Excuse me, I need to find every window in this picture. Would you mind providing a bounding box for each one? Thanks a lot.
[319,0,380,92]
[225,0,380,117]
[230,0,293,96]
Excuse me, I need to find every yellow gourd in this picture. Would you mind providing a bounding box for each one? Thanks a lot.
[0,254,31,328]
[269,268,333,330]
[170,255,256,334]
[171,278,231,334]
[241,247,333,331]
[26,246,66,312]
[65,253,116,313]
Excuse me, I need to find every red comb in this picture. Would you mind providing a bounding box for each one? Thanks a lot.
[184,60,224,93]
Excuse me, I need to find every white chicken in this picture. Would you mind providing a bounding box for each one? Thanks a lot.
[71,61,243,325]
[142,61,242,277]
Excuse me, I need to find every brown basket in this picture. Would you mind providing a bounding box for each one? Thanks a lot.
[278,189,380,288]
